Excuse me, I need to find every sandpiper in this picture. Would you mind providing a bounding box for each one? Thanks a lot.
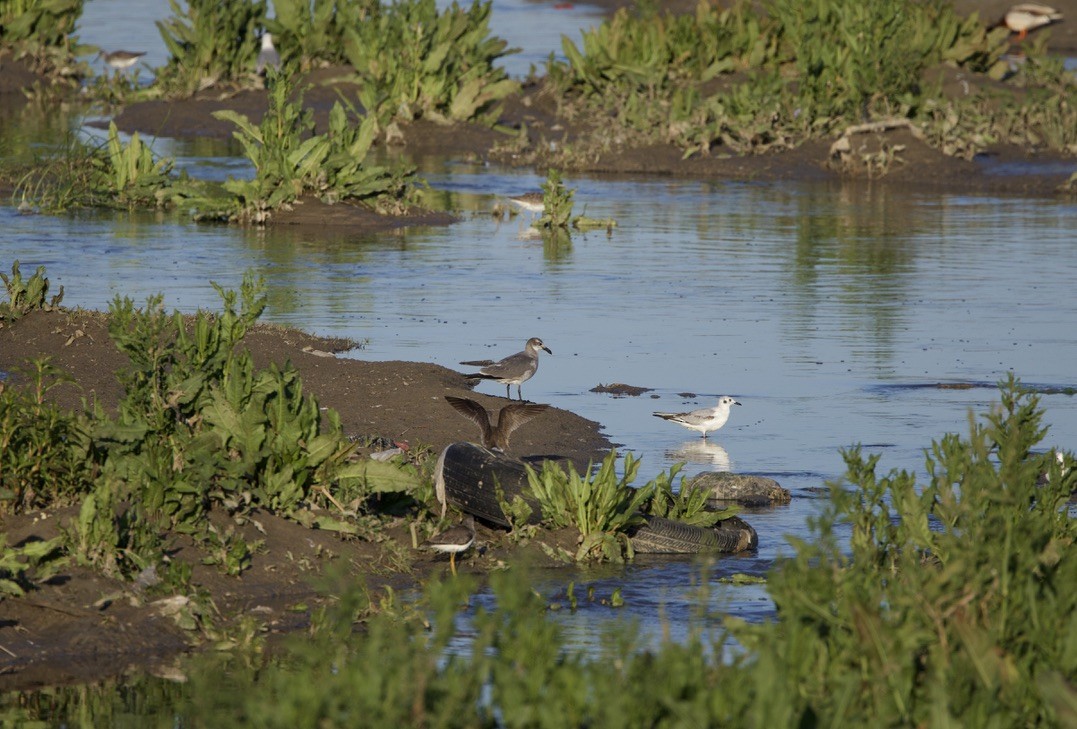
[653,396,741,439]
[422,515,475,576]
[1000,4,1062,40]
[445,395,548,452]
[97,50,146,73]
[507,192,545,218]
[256,32,281,75]
[461,337,552,401]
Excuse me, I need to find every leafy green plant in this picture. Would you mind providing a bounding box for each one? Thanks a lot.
[1,260,64,323]
[537,169,573,229]
[637,463,738,527]
[343,0,519,126]
[266,0,376,71]
[213,71,418,221]
[11,125,192,213]
[102,121,179,206]
[155,0,267,96]
[0,0,84,77]
[526,450,649,562]
[0,359,87,514]
[545,0,1017,160]
[66,272,412,578]
[0,534,64,597]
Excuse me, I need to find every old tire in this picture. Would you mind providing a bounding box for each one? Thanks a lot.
[629,514,757,554]
[435,442,541,527]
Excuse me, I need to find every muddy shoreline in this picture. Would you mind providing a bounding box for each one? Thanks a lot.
[0,308,609,691]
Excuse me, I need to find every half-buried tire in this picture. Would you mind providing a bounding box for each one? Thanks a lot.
[628,514,757,554]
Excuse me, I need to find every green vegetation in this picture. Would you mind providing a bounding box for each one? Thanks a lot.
[343,0,519,126]
[0,267,421,586]
[155,0,268,96]
[4,73,420,220]
[0,0,84,79]
[4,377,1073,724]
[267,0,376,71]
[638,463,738,527]
[0,260,63,323]
[542,0,1074,165]
[10,123,194,213]
[527,450,650,561]
[212,71,418,222]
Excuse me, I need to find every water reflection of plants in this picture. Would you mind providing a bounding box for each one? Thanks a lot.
[5,377,1072,725]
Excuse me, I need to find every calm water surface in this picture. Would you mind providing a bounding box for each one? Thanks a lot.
[2,0,1077,688]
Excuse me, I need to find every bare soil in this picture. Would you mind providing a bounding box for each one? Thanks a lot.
[0,308,605,690]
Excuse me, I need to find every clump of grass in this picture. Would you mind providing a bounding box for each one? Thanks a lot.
[0,0,86,81]
[537,168,573,228]
[0,265,422,583]
[544,0,1038,163]
[343,0,519,126]
[266,0,376,71]
[637,463,738,527]
[155,0,267,96]
[0,359,86,514]
[212,70,420,222]
[12,123,195,213]
[1,261,64,323]
[526,450,649,561]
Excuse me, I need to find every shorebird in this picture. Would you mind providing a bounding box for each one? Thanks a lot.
[445,395,548,452]
[422,515,475,576]
[256,32,281,75]
[653,396,741,439]
[461,337,552,401]
[1000,4,1062,40]
[507,192,545,219]
[97,50,146,73]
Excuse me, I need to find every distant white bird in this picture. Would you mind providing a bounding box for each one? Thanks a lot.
[256,32,281,75]
[461,337,552,401]
[654,396,741,439]
[1001,4,1063,41]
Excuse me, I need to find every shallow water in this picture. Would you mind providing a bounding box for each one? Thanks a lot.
[4,0,1077,684]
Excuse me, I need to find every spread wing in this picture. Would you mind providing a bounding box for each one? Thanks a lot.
[445,396,494,443]
[497,402,549,437]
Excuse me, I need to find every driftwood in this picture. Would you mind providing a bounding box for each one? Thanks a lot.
[435,442,758,554]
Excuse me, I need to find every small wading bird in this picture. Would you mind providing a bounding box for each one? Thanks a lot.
[422,515,475,576]
[506,192,545,220]
[461,337,552,401]
[256,32,281,76]
[445,395,548,452]
[97,49,146,73]
[653,395,741,439]
[999,4,1063,41]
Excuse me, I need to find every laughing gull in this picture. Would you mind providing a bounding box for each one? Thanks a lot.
[653,396,741,438]
[422,515,475,576]
[445,395,548,452]
[461,337,552,400]
[256,32,281,75]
